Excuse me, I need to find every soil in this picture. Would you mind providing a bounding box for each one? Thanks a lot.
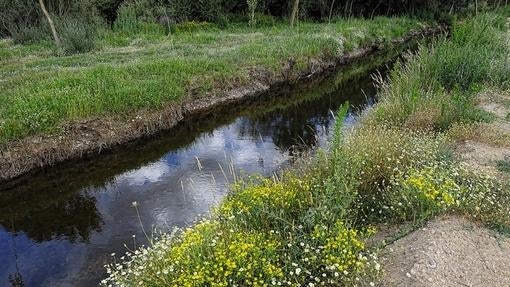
[457,89,510,178]
[380,216,510,287]
[0,26,444,183]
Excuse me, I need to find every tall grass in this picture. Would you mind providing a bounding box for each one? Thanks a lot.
[368,12,510,130]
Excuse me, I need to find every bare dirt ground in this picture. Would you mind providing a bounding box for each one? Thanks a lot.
[379,89,510,286]
[456,89,510,178]
[379,216,510,287]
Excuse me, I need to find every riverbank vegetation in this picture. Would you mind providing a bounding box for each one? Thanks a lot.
[102,7,510,287]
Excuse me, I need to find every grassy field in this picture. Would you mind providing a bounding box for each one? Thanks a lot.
[102,11,510,287]
[0,17,422,143]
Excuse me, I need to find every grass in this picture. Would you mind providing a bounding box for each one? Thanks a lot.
[0,17,423,143]
[102,10,510,287]
[366,13,509,131]
[496,158,510,173]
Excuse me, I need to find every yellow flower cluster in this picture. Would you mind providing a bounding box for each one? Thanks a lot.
[404,168,459,207]
[312,221,368,273]
[218,175,311,217]
[167,221,283,286]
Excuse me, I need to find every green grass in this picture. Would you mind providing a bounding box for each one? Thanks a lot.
[0,17,423,142]
[496,158,510,173]
[367,12,510,131]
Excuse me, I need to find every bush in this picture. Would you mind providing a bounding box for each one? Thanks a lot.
[58,18,97,55]
[113,2,141,33]
[340,124,451,223]
[171,0,223,22]
[10,24,51,44]
[0,0,46,43]
[386,164,510,226]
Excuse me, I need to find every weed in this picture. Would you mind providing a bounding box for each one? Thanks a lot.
[367,12,509,131]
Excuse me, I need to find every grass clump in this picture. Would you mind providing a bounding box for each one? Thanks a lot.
[368,12,510,131]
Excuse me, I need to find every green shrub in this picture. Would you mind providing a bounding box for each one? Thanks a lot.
[113,2,142,33]
[171,0,223,22]
[58,18,97,55]
[10,24,50,44]
[386,166,460,222]
[385,164,510,226]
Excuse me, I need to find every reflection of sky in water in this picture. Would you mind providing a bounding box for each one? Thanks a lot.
[0,62,382,287]
[0,117,291,287]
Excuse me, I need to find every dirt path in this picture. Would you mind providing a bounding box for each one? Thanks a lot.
[454,89,510,179]
[379,216,510,287]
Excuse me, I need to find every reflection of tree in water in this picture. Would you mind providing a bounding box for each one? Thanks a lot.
[237,70,377,153]
[238,109,333,153]
[8,272,24,287]
[0,191,103,243]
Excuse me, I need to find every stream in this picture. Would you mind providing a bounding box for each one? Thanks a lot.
[0,49,406,287]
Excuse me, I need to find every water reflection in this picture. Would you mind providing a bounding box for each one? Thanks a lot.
[0,49,402,287]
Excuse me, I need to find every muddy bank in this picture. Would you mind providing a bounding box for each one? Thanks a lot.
[0,26,444,182]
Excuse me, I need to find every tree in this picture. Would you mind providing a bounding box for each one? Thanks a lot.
[38,0,60,46]
[290,0,299,26]
[328,0,336,22]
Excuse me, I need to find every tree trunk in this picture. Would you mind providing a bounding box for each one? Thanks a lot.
[328,0,336,23]
[475,0,478,15]
[290,0,300,26]
[38,0,61,47]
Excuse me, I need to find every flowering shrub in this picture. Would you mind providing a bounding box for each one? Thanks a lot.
[103,169,381,287]
[386,166,459,221]
[341,124,450,223]
[217,176,313,231]
[452,168,510,226]
[384,164,510,225]
[103,220,283,287]
[275,221,379,286]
